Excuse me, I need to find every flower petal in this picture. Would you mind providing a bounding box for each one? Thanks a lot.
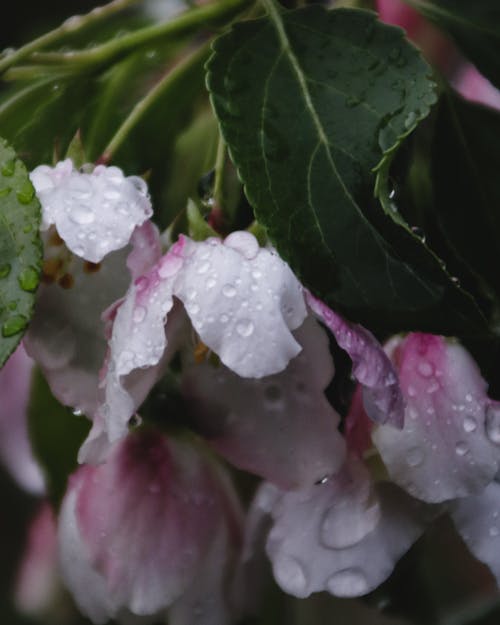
[372,333,500,503]
[450,481,500,585]
[174,234,307,378]
[30,161,152,263]
[182,315,346,488]
[265,458,431,598]
[0,345,44,494]
[306,292,404,427]
[60,431,242,621]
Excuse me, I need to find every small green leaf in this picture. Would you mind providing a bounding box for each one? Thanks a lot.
[187,198,217,240]
[65,128,87,167]
[28,368,90,505]
[207,5,487,335]
[0,138,42,367]
[406,0,500,89]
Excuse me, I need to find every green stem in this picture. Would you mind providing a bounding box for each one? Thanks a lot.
[213,134,227,209]
[100,42,210,162]
[26,0,250,70]
[0,0,142,75]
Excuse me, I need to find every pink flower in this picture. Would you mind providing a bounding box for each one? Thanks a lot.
[454,64,500,111]
[58,429,243,624]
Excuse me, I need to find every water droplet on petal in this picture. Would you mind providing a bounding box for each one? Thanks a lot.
[70,204,95,225]
[222,284,236,298]
[273,555,308,596]
[206,277,217,289]
[326,568,368,597]
[417,361,433,378]
[489,526,499,537]
[455,441,468,456]
[158,255,182,278]
[236,319,254,337]
[197,260,210,274]
[406,447,424,467]
[224,231,260,259]
[485,404,500,445]
[133,306,146,323]
[463,415,477,433]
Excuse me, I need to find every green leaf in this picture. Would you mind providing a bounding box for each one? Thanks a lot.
[432,93,500,303]
[405,0,500,89]
[207,5,487,336]
[0,138,42,367]
[28,368,90,505]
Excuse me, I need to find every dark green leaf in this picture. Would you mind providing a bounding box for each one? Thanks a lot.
[432,93,500,303]
[28,368,90,505]
[207,5,487,335]
[0,138,42,367]
[406,0,500,89]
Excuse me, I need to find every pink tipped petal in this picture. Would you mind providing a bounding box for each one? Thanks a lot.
[345,385,374,458]
[15,504,58,616]
[454,64,500,111]
[174,234,307,378]
[265,458,432,598]
[182,316,345,489]
[450,482,500,584]
[306,293,404,427]
[30,161,152,263]
[372,334,499,503]
[60,431,242,622]
[0,345,44,494]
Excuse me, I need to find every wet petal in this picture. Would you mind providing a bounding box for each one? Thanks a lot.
[0,345,44,494]
[450,481,500,584]
[265,458,431,598]
[30,161,152,263]
[345,385,373,458]
[174,234,307,378]
[24,248,132,417]
[306,292,404,427]
[454,64,500,111]
[182,316,345,488]
[59,431,242,622]
[372,333,500,503]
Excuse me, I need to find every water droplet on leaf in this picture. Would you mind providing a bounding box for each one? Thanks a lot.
[2,314,27,337]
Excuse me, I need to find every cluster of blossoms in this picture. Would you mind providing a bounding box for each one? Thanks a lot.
[2,152,500,624]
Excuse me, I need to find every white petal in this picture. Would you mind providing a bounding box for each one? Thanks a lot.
[30,161,153,263]
[173,234,307,378]
[266,459,432,598]
[450,481,500,584]
[372,333,500,503]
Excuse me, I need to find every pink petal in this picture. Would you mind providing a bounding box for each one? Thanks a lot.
[0,345,44,493]
[182,316,346,489]
[345,385,373,458]
[306,292,404,427]
[59,431,242,621]
[265,457,431,598]
[372,333,500,502]
[30,161,153,263]
[454,64,500,111]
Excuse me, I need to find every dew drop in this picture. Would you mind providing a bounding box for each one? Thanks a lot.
[273,555,308,596]
[133,306,146,323]
[326,568,368,597]
[219,314,229,324]
[485,404,500,445]
[455,441,468,456]
[1,158,15,177]
[206,277,217,289]
[197,260,210,274]
[16,181,35,204]
[158,256,182,278]
[0,263,11,279]
[18,266,39,292]
[406,447,424,467]
[489,526,499,537]
[236,319,254,337]
[2,314,27,337]
[70,204,95,225]
[463,415,477,433]
[252,269,262,279]
[417,360,433,378]
[222,284,236,298]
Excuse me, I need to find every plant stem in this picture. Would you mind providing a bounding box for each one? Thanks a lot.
[23,0,250,71]
[213,134,227,209]
[99,42,210,162]
[0,0,142,75]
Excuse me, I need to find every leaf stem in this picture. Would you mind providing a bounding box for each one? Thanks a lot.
[99,42,210,163]
[21,0,251,71]
[0,0,142,75]
[213,134,227,209]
